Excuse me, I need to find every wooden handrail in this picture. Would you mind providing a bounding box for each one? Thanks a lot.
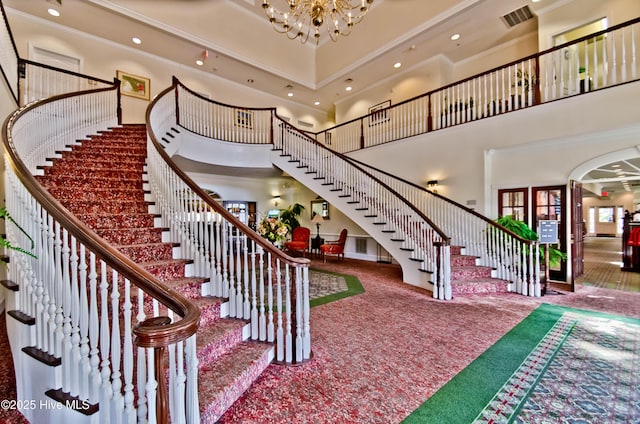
[148,82,310,267]
[18,58,115,86]
[173,76,278,117]
[312,16,640,150]
[0,0,19,104]
[347,155,536,247]
[2,86,201,349]
[271,113,452,246]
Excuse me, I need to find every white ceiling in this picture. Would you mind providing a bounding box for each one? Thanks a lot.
[5,0,636,195]
[4,0,547,113]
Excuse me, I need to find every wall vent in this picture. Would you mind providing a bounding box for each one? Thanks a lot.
[501,5,534,28]
[355,237,367,254]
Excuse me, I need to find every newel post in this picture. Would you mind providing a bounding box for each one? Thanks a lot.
[136,316,173,424]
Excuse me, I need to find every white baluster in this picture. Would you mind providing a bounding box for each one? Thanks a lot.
[145,348,158,424]
[110,270,124,424]
[122,279,136,423]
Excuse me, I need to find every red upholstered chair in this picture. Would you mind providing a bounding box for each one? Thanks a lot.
[284,226,311,257]
[320,229,348,262]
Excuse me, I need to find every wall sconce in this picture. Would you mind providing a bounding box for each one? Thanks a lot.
[426,180,439,193]
[273,195,281,207]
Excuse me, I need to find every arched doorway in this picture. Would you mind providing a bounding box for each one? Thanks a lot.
[569,150,640,292]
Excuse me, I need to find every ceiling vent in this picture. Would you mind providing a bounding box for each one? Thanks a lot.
[501,5,535,28]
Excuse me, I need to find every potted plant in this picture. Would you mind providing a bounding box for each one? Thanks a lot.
[1,206,36,263]
[279,203,305,230]
[495,215,567,267]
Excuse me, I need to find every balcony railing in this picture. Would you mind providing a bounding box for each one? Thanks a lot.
[313,17,640,153]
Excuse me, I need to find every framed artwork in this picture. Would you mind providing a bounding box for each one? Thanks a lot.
[311,199,329,220]
[117,70,150,100]
[368,100,391,126]
[235,109,253,129]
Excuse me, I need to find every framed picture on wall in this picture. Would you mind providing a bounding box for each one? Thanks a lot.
[116,70,150,100]
[368,100,391,126]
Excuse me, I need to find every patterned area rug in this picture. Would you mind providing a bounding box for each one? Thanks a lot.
[404,303,640,424]
[309,269,364,307]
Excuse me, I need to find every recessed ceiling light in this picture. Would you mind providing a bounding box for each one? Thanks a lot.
[196,59,204,66]
[345,86,352,91]
[287,92,294,97]
[314,101,320,106]
[394,62,402,69]
[451,33,460,41]
[47,8,60,17]
[132,37,142,45]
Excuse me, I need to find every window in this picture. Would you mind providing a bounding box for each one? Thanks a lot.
[498,188,528,223]
[598,207,614,223]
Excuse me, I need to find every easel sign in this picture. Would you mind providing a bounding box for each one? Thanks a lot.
[538,220,561,295]
[539,220,558,244]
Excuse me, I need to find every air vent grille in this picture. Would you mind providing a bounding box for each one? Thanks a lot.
[501,5,534,28]
[355,237,367,254]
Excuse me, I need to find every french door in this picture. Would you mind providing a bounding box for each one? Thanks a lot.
[570,181,583,289]
[532,185,566,281]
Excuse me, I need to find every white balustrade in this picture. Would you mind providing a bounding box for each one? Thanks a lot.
[149,86,312,367]
[313,18,640,154]
[3,87,204,423]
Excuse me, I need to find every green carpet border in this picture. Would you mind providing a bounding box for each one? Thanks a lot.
[309,268,365,307]
[402,303,640,424]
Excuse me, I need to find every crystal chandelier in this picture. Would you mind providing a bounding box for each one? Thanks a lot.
[262,0,374,44]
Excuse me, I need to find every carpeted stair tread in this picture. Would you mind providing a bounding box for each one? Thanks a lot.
[451,277,510,294]
[190,296,223,326]
[140,259,193,281]
[450,255,478,267]
[95,227,164,245]
[50,152,146,163]
[197,342,273,424]
[43,187,145,202]
[451,265,494,279]
[57,200,150,215]
[75,213,156,229]
[37,174,144,190]
[41,167,144,179]
[147,276,206,299]
[38,124,276,420]
[116,242,176,263]
[44,157,146,171]
[196,319,248,364]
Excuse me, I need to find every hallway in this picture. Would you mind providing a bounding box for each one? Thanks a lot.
[577,236,640,292]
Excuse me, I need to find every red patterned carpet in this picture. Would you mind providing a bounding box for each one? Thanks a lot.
[2,256,639,423]
[218,258,640,423]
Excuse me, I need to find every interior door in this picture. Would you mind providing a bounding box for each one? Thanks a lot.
[532,185,566,281]
[570,181,583,290]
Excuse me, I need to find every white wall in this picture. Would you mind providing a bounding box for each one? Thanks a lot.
[537,0,640,52]
[348,80,640,219]
[187,171,375,261]
[5,9,328,128]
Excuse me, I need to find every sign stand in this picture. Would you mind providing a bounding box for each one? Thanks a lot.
[539,220,564,296]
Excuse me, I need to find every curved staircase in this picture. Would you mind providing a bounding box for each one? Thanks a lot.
[35,124,273,422]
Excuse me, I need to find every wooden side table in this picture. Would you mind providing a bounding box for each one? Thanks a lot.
[311,236,324,258]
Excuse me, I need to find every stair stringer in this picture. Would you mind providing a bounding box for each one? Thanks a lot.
[272,152,432,291]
